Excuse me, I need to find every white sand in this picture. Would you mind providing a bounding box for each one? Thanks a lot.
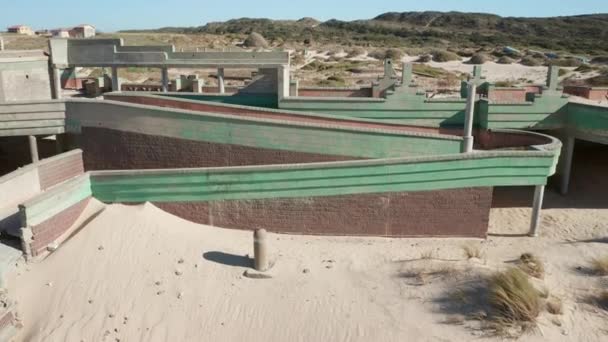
[7,193,608,341]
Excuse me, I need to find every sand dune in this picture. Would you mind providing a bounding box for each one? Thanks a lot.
[7,198,608,341]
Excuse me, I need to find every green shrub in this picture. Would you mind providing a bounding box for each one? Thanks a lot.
[497,56,515,64]
[431,50,461,62]
[520,57,543,67]
[468,53,491,65]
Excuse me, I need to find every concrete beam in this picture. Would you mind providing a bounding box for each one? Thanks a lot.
[28,135,39,163]
[462,83,476,153]
[111,67,121,92]
[529,185,545,237]
[560,136,575,195]
[217,68,225,94]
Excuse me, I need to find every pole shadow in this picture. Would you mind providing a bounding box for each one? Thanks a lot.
[203,251,253,268]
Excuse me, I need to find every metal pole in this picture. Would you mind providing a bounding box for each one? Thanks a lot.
[560,136,575,195]
[462,83,476,153]
[29,135,39,163]
[529,185,545,237]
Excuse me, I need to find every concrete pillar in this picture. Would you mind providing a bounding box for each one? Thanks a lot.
[402,62,413,87]
[529,185,545,237]
[289,79,299,97]
[462,83,476,153]
[560,136,575,195]
[28,135,39,163]
[0,37,4,51]
[253,229,269,271]
[111,66,121,92]
[161,67,169,92]
[217,68,225,94]
[547,65,559,91]
[277,65,290,100]
[52,67,62,99]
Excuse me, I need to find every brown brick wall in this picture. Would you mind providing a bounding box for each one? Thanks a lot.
[28,197,90,256]
[488,88,527,103]
[156,187,493,238]
[38,152,84,190]
[70,127,358,171]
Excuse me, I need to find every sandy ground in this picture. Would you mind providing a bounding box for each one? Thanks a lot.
[7,183,608,342]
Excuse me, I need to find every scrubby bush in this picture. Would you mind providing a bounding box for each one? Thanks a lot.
[591,56,608,65]
[367,49,386,60]
[518,253,545,279]
[468,53,491,65]
[431,50,461,62]
[547,58,583,67]
[575,64,594,73]
[457,49,475,57]
[346,46,365,58]
[520,56,543,67]
[591,256,608,275]
[416,54,432,63]
[243,32,269,48]
[487,268,541,332]
[385,48,404,61]
[497,56,515,64]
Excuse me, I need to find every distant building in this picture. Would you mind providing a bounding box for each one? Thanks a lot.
[70,24,96,38]
[51,28,71,38]
[7,25,34,36]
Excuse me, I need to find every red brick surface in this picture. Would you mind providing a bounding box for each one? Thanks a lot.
[156,187,493,238]
[71,127,359,171]
[488,88,527,103]
[38,152,84,190]
[29,197,90,256]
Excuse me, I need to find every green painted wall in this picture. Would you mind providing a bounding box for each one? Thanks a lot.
[160,93,278,108]
[567,102,608,144]
[66,101,463,158]
[280,86,469,127]
[90,152,559,203]
[478,95,568,130]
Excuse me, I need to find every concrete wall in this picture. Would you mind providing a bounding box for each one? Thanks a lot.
[297,87,373,98]
[0,51,52,102]
[0,101,66,137]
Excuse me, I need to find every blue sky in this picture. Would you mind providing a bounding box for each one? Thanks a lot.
[2,0,608,32]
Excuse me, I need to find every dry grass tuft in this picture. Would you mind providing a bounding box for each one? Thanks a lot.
[597,291,608,310]
[420,250,434,260]
[486,268,541,334]
[462,244,483,259]
[546,297,563,315]
[590,256,608,275]
[518,253,545,279]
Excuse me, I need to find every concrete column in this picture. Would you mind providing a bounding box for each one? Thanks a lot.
[560,136,575,195]
[111,66,121,92]
[529,185,545,237]
[402,62,413,87]
[253,229,269,271]
[217,68,225,94]
[161,67,169,93]
[0,37,4,51]
[462,83,477,153]
[277,65,290,100]
[28,135,39,163]
[52,67,62,99]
